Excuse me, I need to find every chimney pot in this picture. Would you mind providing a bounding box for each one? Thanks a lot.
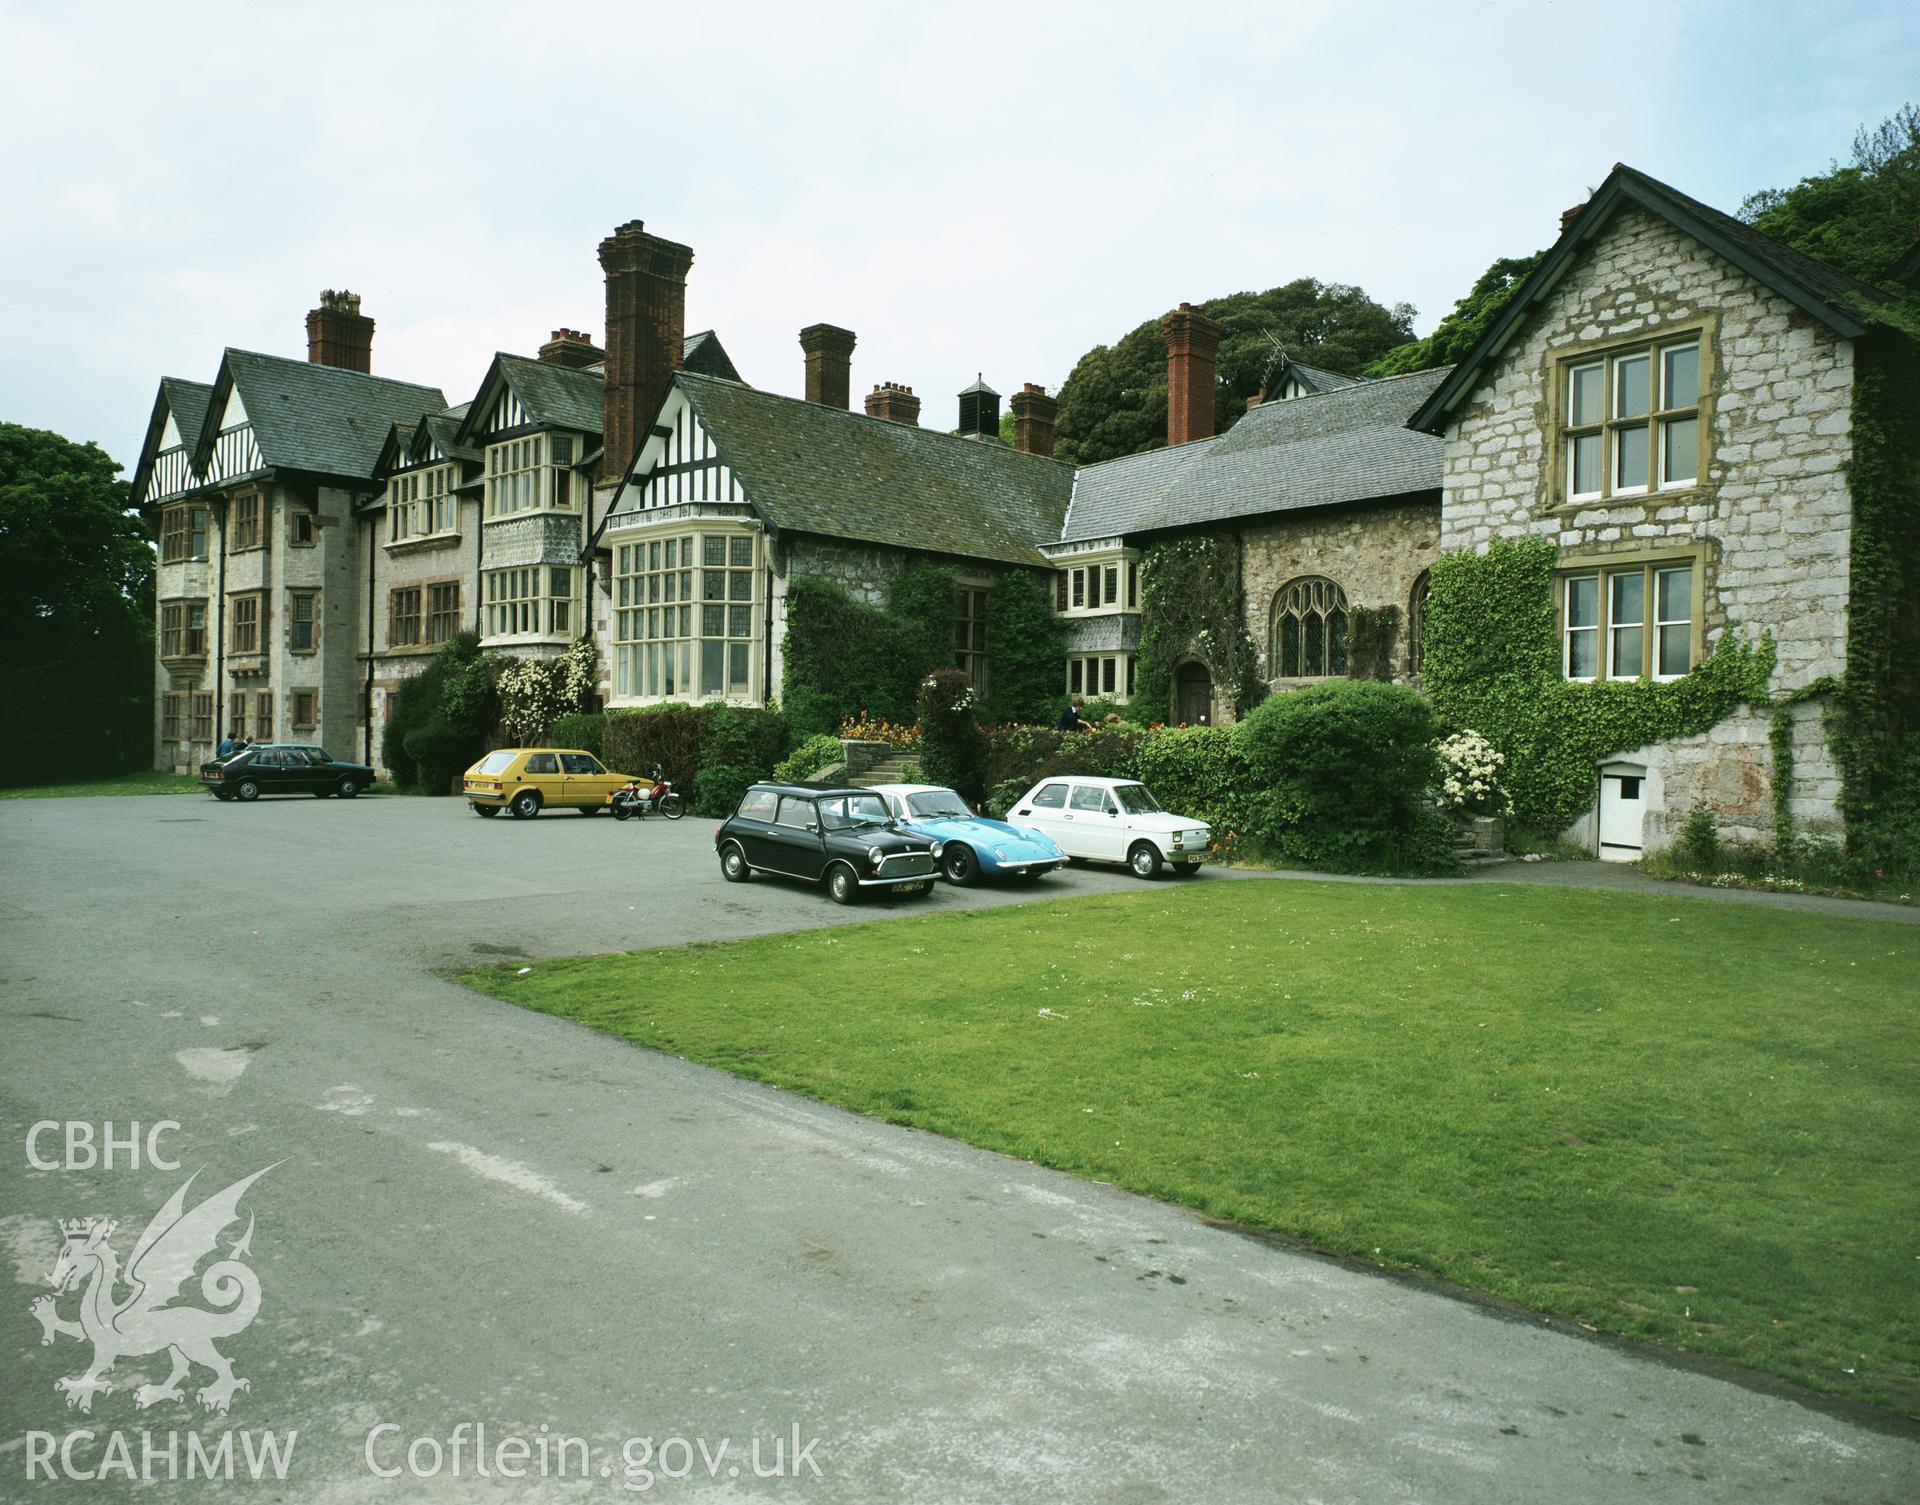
[864,381,922,426]
[539,327,605,369]
[1560,202,1586,234]
[306,289,374,373]
[1009,383,1058,457]
[799,324,858,409]
[1162,302,1224,447]
[599,221,694,481]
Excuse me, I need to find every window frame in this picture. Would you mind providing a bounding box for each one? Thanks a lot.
[291,690,318,729]
[229,491,265,552]
[1556,327,1708,507]
[1269,576,1351,680]
[954,583,989,693]
[159,503,208,563]
[1556,550,1703,683]
[228,591,266,657]
[611,530,760,701]
[289,590,318,653]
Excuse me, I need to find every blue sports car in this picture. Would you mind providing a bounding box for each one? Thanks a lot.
[870,783,1066,885]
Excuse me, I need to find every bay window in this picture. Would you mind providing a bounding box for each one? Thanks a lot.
[613,531,759,700]
[484,565,575,638]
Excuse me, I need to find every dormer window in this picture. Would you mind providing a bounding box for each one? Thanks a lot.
[485,435,574,517]
[1562,335,1701,503]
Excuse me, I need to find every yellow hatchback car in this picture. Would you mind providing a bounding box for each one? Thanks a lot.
[463,748,637,819]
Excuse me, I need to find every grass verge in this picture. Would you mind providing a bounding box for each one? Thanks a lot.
[466,880,1920,1412]
[0,770,205,799]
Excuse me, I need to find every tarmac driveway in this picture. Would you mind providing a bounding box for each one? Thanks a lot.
[1,792,1913,1503]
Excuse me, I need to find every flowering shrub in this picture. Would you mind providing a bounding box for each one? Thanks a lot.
[497,639,599,745]
[918,669,985,801]
[837,713,919,748]
[1434,729,1510,818]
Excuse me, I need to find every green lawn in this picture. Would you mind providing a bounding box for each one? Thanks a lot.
[0,770,206,798]
[466,881,1920,1412]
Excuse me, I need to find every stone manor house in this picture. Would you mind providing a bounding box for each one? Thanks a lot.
[135,165,1913,858]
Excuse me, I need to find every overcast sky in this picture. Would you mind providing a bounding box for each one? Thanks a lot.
[2,0,1914,474]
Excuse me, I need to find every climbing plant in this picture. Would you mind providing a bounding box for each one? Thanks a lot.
[780,565,959,736]
[1346,604,1400,682]
[1422,538,1776,834]
[1827,331,1920,871]
[1134,535,1264,718]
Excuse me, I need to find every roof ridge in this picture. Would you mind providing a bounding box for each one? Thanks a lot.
[223,345,446,395]
[676,370,1075,470]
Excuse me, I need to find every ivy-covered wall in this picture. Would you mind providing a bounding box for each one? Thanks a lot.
[1134,534,1262,719]
[1830,329,1920,868]
[1424,538,1777,837]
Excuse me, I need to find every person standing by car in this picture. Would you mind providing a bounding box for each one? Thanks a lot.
[217,732,237,758]
[1057,696,1090,733]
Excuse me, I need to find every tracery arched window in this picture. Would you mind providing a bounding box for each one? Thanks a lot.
[1271,577,1349,678]
[1408,570,1431,678]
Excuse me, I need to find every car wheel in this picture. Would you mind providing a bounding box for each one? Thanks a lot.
[577,805,600,815]
[660,793,686,820]
[909,881,935,899]
[942,844,978,886]
[1169,861,1200,877]
[720,842,751,883]
[337,778,361,798]
[1127,841,1163,879]
[1022,868,1047,882]
[474,804,500,818]
[826,862,859,906]
[510,790,542,819]
[212,790,233,801]
[611,801,632,822]
[237,780,261,803]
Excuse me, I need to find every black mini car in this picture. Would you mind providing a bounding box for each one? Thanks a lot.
[200,744,375,802]
[715,783,942,904]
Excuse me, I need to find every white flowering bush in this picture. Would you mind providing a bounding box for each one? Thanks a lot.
[1435,729,1510,818]
[497,639,599,744]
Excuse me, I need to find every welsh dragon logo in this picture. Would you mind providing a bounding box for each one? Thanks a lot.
[31,1165,275,1414]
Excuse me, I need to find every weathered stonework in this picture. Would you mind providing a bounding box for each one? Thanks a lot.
[1242,498,1441,689]
[1440,204,1855,842]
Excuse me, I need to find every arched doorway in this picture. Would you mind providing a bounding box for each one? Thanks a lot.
[1175,662,1213,725]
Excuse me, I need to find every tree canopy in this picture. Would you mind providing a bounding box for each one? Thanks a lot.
[1738,103,1920,290]
[1052,279,1415,466]
[1362,252,1546,378]
[0,422,151,783]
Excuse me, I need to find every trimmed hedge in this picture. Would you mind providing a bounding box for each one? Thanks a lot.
[550,712,605,759]
[918,667,986,802]
[381,632,498,794]
[1238,681,1454,874]
[772,732,845,783]
[602,703,789,806]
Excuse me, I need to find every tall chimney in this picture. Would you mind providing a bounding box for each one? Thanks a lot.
[800,324,857,408]
[306,290,373,373]
[1163,302,1223,447]
[538,328,604,369]
[1009,383,1058,457]
[598,220,694,482]
[864,382,921,426]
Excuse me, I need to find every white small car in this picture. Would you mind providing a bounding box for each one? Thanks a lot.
[1004,775,1210,878]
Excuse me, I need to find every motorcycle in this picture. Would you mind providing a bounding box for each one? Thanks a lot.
[610,767,685,821]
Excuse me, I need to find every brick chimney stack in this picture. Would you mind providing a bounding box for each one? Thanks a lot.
[1009,383,1058,457]
[538,328,604,369]
[598,220,694,482]
[1163,302,1223,448]
[800,324,857,409]
[306,290,374,373]
[1559,202,1588,234]
[864,382,921,426]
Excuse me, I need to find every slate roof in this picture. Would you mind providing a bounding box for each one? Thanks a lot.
[197,349,447,481]
[1060,367,1448,543]
[682,330,741,383]
[494,354,605,435]
[676,372,1074,568]
[422,404,478,462]
[130,376,214,504]
[1410,163,1893,434]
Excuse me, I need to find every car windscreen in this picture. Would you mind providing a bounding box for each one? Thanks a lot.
[1114,783,1164,814]
[906,791,972,820]
[474,751,516,775]
[819,794,891,830]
